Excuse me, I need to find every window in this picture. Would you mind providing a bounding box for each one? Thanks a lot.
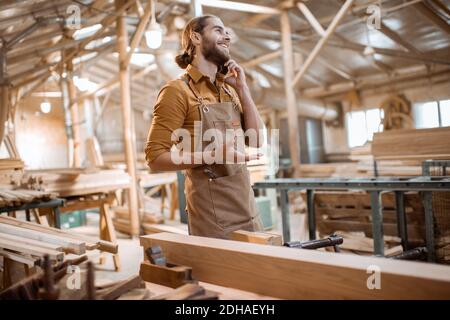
[413,99,450,128]
[346,108,383,148]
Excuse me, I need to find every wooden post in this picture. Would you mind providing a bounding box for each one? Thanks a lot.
[0,46,8,146]
[280,10,300,175]
[59,64,75,168]
[116,0,140,236]
[0,86,8,147]
[191,0,203,17]
[67,61,81,167]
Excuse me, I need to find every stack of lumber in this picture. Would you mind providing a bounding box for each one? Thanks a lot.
[140,232,450,299]
[437,233,450,264]
[300,190,426,252]
[298,163,361,178]
[356,160,422,176]
[0,215,118,266]
[21,169,131,197]
[111,206,164,235]
[349,143,422,177]
[349,143,373,162]
[0,188,57,207]
[0,159,24,171]
[372,127,450,160]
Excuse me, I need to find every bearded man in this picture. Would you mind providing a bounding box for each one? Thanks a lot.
[145,15,264,239]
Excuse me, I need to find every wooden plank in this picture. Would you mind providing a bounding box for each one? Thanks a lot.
[0,223,85,255]
[0,249,38,267]
[140,233,450,299]
[0,215,117,253]
[142,223,188,235]
[230,230,283,245]
[0,232,63,251]
[0,237,64,261]
[98,275,144,300]
[151,283,207,300]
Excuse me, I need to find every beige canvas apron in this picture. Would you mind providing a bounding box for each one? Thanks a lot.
[181,74,263,239]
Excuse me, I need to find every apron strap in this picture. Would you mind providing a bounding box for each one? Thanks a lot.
[222,85,240,110]
[181,72,238,110]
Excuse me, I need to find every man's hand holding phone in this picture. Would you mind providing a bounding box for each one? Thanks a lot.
[224,59,247,90]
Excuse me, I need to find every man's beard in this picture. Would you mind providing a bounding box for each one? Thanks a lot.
[201,37,230,67]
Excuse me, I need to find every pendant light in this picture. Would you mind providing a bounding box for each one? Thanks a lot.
[145,0,162,49]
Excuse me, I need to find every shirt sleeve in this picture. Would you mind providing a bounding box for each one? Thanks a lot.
[145,81,187,164]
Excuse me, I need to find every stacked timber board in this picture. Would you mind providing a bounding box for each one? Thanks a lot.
[300,190,450,263]
[300,190,425,249]
[0,215,117,265]
[21,169,131,197]
[0,188,57,207]
[141,233,450,299]
[372,127,450,160]
[0,159,24,171]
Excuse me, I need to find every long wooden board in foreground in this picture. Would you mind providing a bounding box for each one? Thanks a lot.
[141,233,450,299]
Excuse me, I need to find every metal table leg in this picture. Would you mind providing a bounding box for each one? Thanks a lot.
[53,206,61,229]
[25,209,31,222]
[373,160,379,177]
[176,171,187,224]
[279,189,291,243]
[306,189,316,240]
[422,191,436,262]
[395,191,408,250]
[370,191,384,256]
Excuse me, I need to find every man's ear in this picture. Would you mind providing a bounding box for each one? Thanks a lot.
[190,31,201,45]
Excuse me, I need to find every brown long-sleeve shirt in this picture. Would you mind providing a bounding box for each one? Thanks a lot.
[145,64,242,164]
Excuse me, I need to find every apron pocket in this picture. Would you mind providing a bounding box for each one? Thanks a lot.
[208,171,255,230]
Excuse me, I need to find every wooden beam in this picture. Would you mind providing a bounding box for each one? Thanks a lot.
[379,22,423,55]
[190,0,202,16]
[324,38,450,65]
[0,232,63,252]
[0,249,38,267]
[0,223,86,255]
[429,0,450,17]
[67,61,82,168]
[292,0,354,87]
[0,215,117,253]
[0,237,64,261]
[123,0,153,68]
[116,0,140,237]
[141,232,450,299]
[230,230,283,245]
[297,2,326,36]
[0,85,9,146]
[182,0,280,14]
[280,10,301,174]
[240,50,282,69]
[414,2,450,34]
[294,45,355,81]
[77,63,156,103]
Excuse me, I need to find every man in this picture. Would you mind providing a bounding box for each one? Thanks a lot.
[145,15,264,239]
